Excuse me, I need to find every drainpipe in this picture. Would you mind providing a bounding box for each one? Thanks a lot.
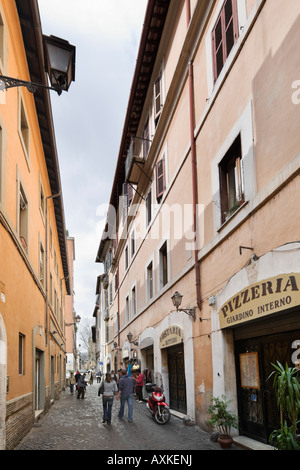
[186,1,201,312]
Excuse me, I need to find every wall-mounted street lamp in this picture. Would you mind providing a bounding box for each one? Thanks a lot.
[0,35,75,96]
[171,291,196,321]
[127,332,139,346]
[65,314,81,327]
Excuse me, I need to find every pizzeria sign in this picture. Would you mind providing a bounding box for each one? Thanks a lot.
[219,273,300,329]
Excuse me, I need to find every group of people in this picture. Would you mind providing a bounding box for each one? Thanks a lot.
[98,366,143,425]
[67,361,150,425]
[67,370,94,399]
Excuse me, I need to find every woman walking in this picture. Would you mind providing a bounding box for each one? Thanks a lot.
[98,372,118,424]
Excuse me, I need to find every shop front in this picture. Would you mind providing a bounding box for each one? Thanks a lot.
[139,312,195,419]
[160,326,187,414]
[212,243,300,445]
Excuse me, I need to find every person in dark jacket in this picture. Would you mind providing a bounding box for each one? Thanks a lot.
[117,370,135,422]
[77,373,87,399]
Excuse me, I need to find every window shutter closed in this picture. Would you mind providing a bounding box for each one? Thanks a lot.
[154,76,161,118]
[156,156,165,199]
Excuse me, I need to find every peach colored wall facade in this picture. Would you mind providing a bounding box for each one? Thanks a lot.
[65,237,76,371]
[99,0,300,440]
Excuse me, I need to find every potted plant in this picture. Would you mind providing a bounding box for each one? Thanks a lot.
[268,361,300,450]
[208,395,239,449]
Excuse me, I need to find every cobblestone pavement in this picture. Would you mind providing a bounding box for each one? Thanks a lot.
[15,382,242,452]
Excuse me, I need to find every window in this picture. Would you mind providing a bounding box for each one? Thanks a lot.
[114,313,119,335]
[19,333,25,375]
[131,286,136,317]
[54,289,57,316]
[39,180,45,219]
[54,250,58,277]
[49,226,53,255]
[212,0,239,82]
[122,183,134,222]
[50,273,53,306]
[125,245,129,270]
[154,75,162,127]
[109,282,113,304]
[146,189,152,226]
[147,261,154,300]
[0,13,4,69]
[219,134,244,223]
[125,296,130,323]
[19,97,30,161]
[0,126,4,204]
[39,242,45,286]
[159,241,168,288]
[19,183,28,251]
[114,272,118,293]
[156,156,166,202]
[143,118,150,158]
[131,230,135,258]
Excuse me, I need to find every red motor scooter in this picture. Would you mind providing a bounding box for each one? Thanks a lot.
[146,383,171,424]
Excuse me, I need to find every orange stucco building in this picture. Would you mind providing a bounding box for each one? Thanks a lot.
[0,0,72,449]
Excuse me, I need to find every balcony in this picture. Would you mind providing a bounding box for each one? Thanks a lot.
[125,137,150,183]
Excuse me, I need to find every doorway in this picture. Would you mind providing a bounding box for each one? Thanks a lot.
[167,344,187,413]
[35,350,41,411]
[235,328,300,443]
[50,355,55,400]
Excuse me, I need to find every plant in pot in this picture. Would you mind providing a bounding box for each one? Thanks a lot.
[208,395,239,449]
[268,361,300,450]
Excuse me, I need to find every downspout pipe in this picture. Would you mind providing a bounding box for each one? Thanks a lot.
[186,1,201,312]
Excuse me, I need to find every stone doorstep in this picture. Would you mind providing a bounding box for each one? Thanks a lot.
[170,409,186,420]
[34,409,44,421]
[233,436,274,451]
[170,409,275,450]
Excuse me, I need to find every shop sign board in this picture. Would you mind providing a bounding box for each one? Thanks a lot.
[159,325,183,349]
[122,348,129,359]
[219,273,300,329]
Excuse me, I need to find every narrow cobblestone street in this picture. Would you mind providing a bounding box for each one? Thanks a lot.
[14,382,241,452]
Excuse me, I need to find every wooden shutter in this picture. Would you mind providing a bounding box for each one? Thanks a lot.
[154,76,162,122]
[156,156,165,199]
[211,0,239,83]
[122,183,128,222]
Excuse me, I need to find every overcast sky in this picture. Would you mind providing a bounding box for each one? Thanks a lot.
[38,0,147,341]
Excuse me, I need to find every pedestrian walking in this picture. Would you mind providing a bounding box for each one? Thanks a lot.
[96,371,102,383]
[98,372,118,424]
[89,371,94,385]
[117,369,135,422]
[67,372,76,394]
[77,373,87,399]
[134,369,144,402]
[126,359,134,376]
[75,370,81,391]
[111,370,119,389]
